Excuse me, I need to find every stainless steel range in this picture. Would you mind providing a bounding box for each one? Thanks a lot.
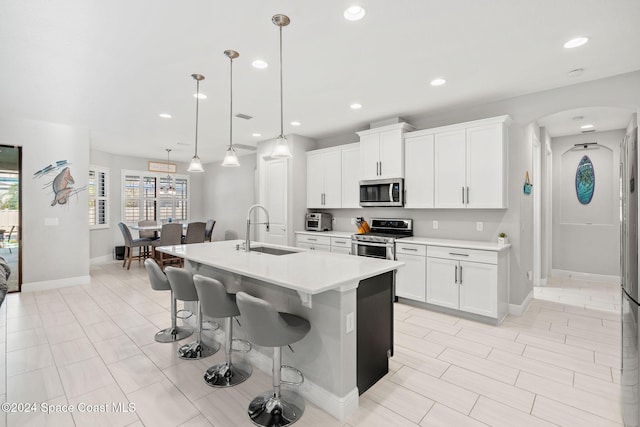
[351,218,413,260]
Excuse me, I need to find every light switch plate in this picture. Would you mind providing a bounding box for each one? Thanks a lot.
[45,217,59,226]
[346,312,355,333]
[476,221,483,231]
[433,220,439,229]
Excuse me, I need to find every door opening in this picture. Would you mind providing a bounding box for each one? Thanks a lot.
[0,145,21,292]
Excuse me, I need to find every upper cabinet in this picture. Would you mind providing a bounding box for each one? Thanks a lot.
[404,134,435,208]
[306,143,360,209]
[430,115,511,209]
[357,123,414,180]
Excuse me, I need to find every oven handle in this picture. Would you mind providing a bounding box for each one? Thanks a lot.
[352,240,394,248]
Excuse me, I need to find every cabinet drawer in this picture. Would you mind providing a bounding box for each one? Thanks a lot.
[331,237,351,248]
[297,234,331,246]
[396,243,427,257]
[427,245,497,264]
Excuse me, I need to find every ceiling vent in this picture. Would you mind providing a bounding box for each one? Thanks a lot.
[235,113,253,120]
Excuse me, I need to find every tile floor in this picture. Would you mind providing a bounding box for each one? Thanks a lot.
[0,262,623,426]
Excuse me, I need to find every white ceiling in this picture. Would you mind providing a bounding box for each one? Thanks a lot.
[1,0,639,163]
[538,106,634,138]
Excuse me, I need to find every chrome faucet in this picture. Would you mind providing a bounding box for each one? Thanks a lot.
[245,204,270,252]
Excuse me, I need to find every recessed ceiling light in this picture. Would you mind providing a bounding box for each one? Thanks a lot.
[252,59,269,69]
[430,78,446,86]
[581,124,594,129]
[567,68,585,77]
[350,103,362,110]
[344,6,366,21]
[564,37,589,49]
[158,113,172,119]
[193,93,207,99]
[252,133,262,137]
[290,121,301,126]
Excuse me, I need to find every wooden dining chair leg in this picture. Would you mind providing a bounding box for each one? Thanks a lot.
[122,247,128,268]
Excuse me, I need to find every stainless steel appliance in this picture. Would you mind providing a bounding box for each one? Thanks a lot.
[351,218,413,260]
[622,127,639,427]
[305,212,332,231]
[359,178,404,207]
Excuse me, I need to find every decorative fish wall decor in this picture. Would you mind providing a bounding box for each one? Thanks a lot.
[575,155,595,205]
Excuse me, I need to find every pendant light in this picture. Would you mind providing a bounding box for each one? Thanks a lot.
[188,73,205,172]
[161,149,176,194]
[222,50,240,167]
[270,14,292,158]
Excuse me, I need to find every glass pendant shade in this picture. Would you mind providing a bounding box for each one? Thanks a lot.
[222,147,240,167]
[271,134,292,158]
[188,156,204,172]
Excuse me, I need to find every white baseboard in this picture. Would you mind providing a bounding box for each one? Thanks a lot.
[539,277,548,286]
[90,254,115,265]
[22,275,91,293]
[245,347,359,420]
[550,269,620,284]
[509,288,533,316]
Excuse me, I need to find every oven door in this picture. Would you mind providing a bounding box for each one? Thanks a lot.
[352,240,394,260]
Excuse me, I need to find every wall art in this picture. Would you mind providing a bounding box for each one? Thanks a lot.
[34,160,86,206]
[575,155,595,205]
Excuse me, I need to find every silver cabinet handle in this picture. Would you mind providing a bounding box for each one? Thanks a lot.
[455,265,458,284]
[460,265,463,284]
[400,247,418,251]
[449,252,469,257]
[323,193,325,205]
[462,187,465,204]
[308,238,317,241]
[379,161,382,176]
[320,193,323,205]
[466,187,469,205]
[334,240,346,244]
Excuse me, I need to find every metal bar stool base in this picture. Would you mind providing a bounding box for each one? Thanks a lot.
[177,340,220,360]
[248,390,305,427]
[204,360,252,388]
[154,326,194,343]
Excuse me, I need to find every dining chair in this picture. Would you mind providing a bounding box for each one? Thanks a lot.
[138,220,158,258]
[118,222,148,270]
[152,223,184,269]
[204,219,216,242]
[184,221,207,244]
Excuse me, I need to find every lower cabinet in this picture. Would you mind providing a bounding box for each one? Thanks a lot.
[296,234,331,252]
[330,236,352,255]
[426,246,505,319]
[395,243,426,302]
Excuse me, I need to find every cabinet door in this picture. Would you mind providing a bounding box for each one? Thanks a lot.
[323,150,342,208]
[458,261,498,318]
[395,253,426,302]
[297,241,330,252]
[379,129,404,178]
[331,246,351,255]
[434,129,466,208]
[341,145,361,208]
[306,153,325,208]
[405,134,434,208]
[426,257,459,309]
[360,133,381,179]
[466,123,506,208]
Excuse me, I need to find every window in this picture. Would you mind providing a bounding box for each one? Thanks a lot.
[122,170,189,224]
[89,166,109,229]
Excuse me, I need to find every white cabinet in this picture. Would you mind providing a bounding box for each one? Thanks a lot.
[404,134,435,208]
[433,116,511,209]
[426,245,507,320]
[307,149,342,209]
[341,143,360,208]
[395,242,427,302]
[296,233,331,252]
[357,123,414,180]
[330,236,352,255]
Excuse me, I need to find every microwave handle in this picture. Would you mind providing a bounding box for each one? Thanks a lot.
[389,183,393,202]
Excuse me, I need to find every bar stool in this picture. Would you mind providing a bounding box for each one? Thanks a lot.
[144,259,194,342]
[165,267,219,359]
[193,274,252,387]
[236,292,311,427]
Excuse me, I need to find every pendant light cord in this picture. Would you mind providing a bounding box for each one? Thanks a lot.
[229,56,233,149]
[279,24,284,137]
[195,79,200,156]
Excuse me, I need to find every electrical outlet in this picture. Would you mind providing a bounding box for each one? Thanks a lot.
[350,217,356,225]
[476,222,483,231]
[346,312,355,333]
[433,220,439,229]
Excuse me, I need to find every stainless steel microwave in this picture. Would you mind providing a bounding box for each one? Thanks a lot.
[359,178,404,207]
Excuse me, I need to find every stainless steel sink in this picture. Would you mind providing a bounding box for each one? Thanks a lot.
[249,246,298,256]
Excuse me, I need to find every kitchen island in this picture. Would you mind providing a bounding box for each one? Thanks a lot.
[157,240,403,420]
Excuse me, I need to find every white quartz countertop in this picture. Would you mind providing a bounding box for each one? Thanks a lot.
[157,240,403,295]
[396,236,511,252]
[294,230,354,238]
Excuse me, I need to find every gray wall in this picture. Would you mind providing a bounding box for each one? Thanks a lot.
[551,129,623,276]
